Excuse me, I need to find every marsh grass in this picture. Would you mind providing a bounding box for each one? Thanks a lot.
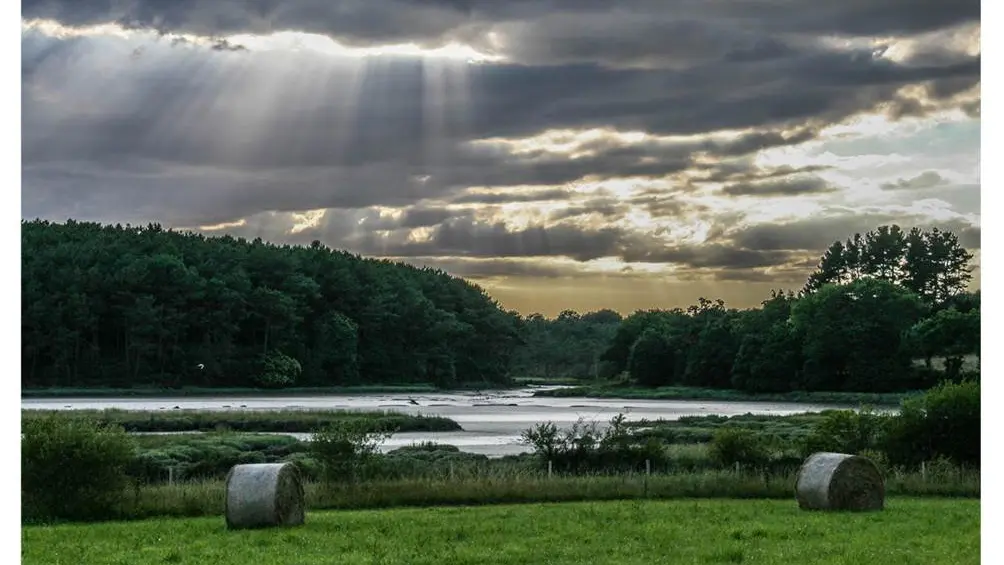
[20,409,462,434]
[21,498,980,565]
[71,465,980,523]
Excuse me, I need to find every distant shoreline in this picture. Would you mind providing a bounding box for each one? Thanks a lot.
[19,382,573,399]
[531,384,915,406]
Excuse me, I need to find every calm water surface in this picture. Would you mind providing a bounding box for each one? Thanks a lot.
[22,387,851,457]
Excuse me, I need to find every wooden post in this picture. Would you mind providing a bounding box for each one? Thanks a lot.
[921,461,927,482]
[168,467,175,486]
[548,460,553,478]
[646,459,651,476]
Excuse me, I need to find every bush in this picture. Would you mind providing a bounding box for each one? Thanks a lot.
[882,380,980,467]
[708,428,770,469]
[255,351,302,388]
[800,408,887,457]
[310,422,391,483]
[22,415,137,522]
[521,414,669,474]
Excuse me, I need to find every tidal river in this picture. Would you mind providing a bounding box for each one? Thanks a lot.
[21,387,851,457]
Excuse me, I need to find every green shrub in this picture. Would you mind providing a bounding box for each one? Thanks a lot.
[882,380,980,467]
[800,408,887,457]
[708,428,770,469]
[22,415,137,522]
[310,422,391,483]
[255,351,302,388]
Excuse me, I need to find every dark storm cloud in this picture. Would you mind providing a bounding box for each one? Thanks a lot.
[20,0,981,286]
[721,175,836,197]
[21,0,979,65]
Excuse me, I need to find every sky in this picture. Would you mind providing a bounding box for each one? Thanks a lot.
[19,0,981,316]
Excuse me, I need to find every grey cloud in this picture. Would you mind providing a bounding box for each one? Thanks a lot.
[694,162,833,184]
[352,217,627,262]
[20,2,981,279]
[881,171,948,190]
[721,175,836,197]
[628,195,709,219]
[450,188,572,204]
[730,214,982,252]
[548,199,628,222]
[22,0,979,66]
[621,243,794,270]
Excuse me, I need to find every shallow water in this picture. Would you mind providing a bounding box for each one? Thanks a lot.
[22,387,851,457]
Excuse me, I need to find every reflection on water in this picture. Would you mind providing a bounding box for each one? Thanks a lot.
[23,387,852,457]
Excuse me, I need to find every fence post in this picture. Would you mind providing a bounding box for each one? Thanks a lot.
[548,460,553,478]
[168,467,175,486]
[646,459,651,476]
[921,461,927,482]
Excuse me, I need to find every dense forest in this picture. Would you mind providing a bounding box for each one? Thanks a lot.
[21,220,979,393]
[21,220,523,389]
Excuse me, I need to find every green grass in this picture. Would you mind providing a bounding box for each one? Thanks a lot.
[534,384,918,406]
[20,409,462,434]
[46,466,978,523]
[627,412,837,444]
[21,498,979,565]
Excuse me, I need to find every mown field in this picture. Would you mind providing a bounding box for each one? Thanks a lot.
[22,498,979,565]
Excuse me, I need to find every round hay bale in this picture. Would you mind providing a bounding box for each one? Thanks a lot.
[795,452,884,511]
[225,462,305,529]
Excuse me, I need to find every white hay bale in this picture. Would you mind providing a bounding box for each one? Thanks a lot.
[225,462,305,529]
[795,452,884,511]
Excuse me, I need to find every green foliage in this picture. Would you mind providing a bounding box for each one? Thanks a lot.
[707,428,771,469]
[255,351,302,388]
[521,414,668,473]
[803,225,973,304]
[791,278,926,392]
[23,219,979,398]
[21,219,521,390]
[882,380,980,467]
[906,308,980,379]
[310,422,392,483]
[22,415,137,522]
[128,433,308,483]
[800,409,887,457]
[508,310,623,381]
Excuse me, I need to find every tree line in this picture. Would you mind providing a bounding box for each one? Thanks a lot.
[513,224,978,393]
[21,220,979,393]
[21,220,523,389]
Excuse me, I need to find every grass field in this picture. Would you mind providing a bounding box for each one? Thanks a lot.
[21,498,979,565]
